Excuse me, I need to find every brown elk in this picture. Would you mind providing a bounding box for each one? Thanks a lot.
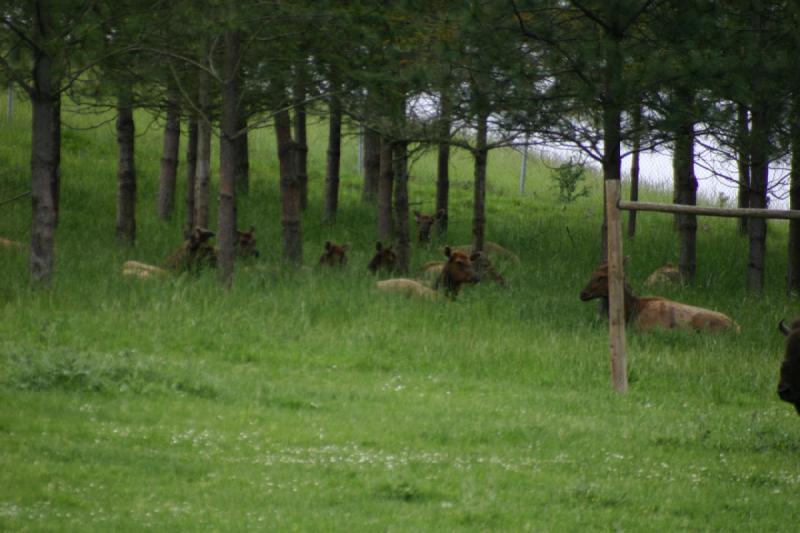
[434,246,481,298]
[423,251,505,287]
[413,208,446,243]
[319,241,348,267]
[777,319,800,414]
[367,241,397,274]
[579,263,738,333]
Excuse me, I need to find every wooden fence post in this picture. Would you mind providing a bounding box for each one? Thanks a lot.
[605,179,628,393]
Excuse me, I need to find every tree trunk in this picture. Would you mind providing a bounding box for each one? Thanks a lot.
[218,30,240,287]
[674,89,697,282]
[472,107,489,253]
[51,93,61,228]
[30,51,57,286]
[393,140,411,274]
[185,114,198,235]
[788,94,800,295]
[115,90,136,245]
[362,127,380,202]
[275,107,303,265]
[235,116,249,195]
[293,72,309,211]
[437,89,452,236]
[747,101,769,292]
[157,90,181,220]
[377,135,394,241]
[195,71,211,230]
[627,104,641,238]
[737,103,751,235]
[324,90,342,222]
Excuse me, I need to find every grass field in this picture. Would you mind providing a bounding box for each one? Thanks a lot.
[1,96,799,531]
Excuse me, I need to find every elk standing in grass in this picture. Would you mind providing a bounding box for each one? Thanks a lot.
[579,263,738,332]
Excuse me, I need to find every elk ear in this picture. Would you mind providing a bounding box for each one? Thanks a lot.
[437,208,446,218]
[779,319,792,337]
[325,241,332,251]
[249,225,255,234]
[413,210,422,220]
[444,246,452,258]
[375,241,383,252]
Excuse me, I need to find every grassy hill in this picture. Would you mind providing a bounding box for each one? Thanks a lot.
[1,96,799,531]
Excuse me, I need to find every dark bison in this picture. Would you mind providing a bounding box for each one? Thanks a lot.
[367,241,397,274]
[413,208,446,243]
[319,241,348,266]
[778,319,800,414]
[579,263,738,333]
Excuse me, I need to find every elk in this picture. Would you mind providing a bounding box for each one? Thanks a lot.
[434,246,481,298]
[777,319,800,414]
[422,251,505,287]
[123,227,257,279]
[452,241,521,265]
[413,208,446,243]
[579,263,738,333]
[319,241,348,267]
[367,241,397,274]
[375,278,444,301]
[643,263,681,287]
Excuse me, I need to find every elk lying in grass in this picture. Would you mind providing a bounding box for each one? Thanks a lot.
[367,241,397,274]
[643,263,681,287]
[778,319,800,414]
[0,237,24,251]
[375,278,445,301]
[579,263,738,333]
[452,241,521,265]
[319,241,348,267]
[123,227,257,279]
[376,246,480,301]
[413,208,446,243]
[422,251,505,287]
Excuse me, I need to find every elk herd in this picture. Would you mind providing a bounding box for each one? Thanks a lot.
[2,205,800,415]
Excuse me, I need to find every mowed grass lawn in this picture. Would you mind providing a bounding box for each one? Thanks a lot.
[1,99,799,531]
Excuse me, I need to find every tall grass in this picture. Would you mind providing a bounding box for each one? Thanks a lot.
[1,95,799,531]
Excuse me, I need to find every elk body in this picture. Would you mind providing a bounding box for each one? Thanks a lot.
[579,263,738,333]
[319,241,348,267]
[413,208,446,243]
[777,319,800,414]
[367,241,397,274]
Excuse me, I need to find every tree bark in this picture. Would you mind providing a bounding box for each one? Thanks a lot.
[627,104,641,238]
[377,135,394,241]
[437,89,452,236]
[293,70,309,211]
[737,103,751,234]
[51,93,61,228]
[235,116,249,195]
[157,90,181,220]
[393,140,410,274]
[30,48,57,285]
[115,90,136,245]
[673,89,697,282]
[195,71,211,230]
[218,30,240,287]
[185,114,198,235]
[324,90,342,222]
[275,107,303,265]
[788,93,800,295]
[472,106,489,253]
[747,101,769,292]
[362,127,380,202]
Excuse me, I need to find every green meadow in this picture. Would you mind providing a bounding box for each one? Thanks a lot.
[1,97,799,531]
